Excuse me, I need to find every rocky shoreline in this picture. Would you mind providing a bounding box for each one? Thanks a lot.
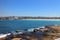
[0,25,60,40]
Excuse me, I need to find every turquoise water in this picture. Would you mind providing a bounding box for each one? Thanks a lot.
[0,20,60,33]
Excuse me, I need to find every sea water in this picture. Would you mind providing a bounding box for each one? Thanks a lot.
[0,20,60,33]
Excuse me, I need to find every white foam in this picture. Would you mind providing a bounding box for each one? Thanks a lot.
[28,27,43,32]
[0,34,7,38]
[28,28,34,32]
[0,33,11,38]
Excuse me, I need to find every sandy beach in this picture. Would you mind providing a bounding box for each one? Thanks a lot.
[21,19,60,21]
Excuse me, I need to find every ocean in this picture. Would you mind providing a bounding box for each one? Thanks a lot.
[0,20,60,33]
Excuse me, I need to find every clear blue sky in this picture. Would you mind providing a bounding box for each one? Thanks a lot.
[0,0,60,17]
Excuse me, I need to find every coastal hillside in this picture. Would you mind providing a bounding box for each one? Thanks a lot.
[0,16,60,20]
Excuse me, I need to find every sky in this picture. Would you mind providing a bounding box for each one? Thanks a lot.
[0,0,60,17]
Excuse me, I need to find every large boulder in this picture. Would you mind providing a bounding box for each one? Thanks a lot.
[45,26,60,33]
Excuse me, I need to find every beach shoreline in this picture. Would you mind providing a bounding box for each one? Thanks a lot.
[21,19,60,21]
